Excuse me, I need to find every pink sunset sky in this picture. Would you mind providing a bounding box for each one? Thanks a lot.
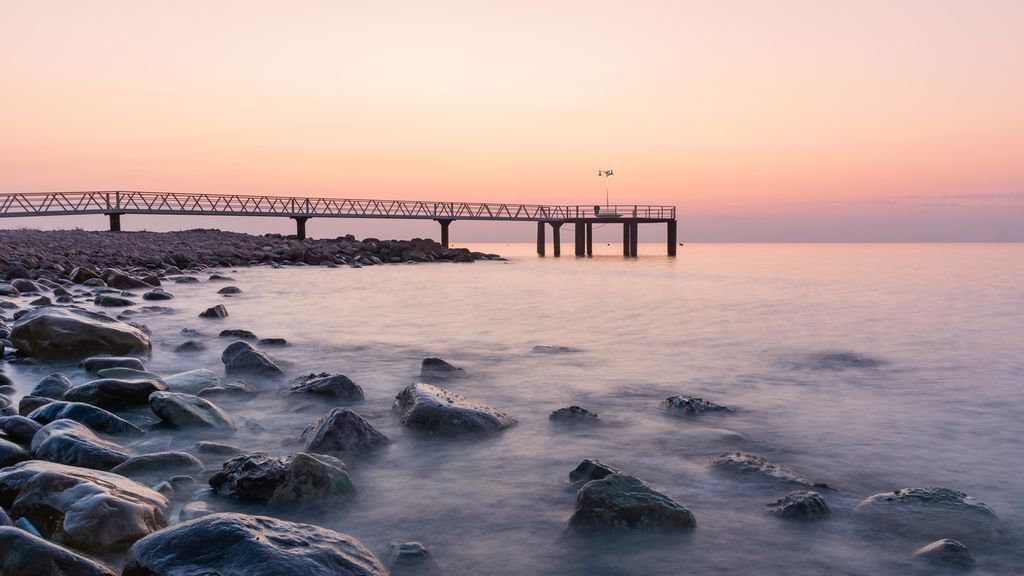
[1,1,1022,241]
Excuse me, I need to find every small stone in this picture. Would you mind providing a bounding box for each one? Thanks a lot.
[766,491,831,519]
[199,304,228,318]
[550,405,599,422]
[173,340,206,353]
[217,286,242,295]
[219,328,257,339]
[662,395,733,414]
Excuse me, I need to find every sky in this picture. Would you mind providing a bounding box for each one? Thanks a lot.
[1,0,1022,241]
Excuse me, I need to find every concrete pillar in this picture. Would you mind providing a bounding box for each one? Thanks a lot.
[586,222,593,256]
[436,219,453,248]
[667,219,677,256]
[622,221,631,256]
[107,213,123,232]
[629,220,639,257]
[551,222,562,257]
[574,220,585,256]
[292,216,309,240]
[536,221,546,256]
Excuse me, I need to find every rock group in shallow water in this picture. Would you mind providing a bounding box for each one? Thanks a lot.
[393,382,516,435]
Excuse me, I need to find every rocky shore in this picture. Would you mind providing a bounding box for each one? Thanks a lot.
[0,228,501,280]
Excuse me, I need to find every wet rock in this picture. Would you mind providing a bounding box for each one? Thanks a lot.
[0,284,18,296]
[28,401,144,436]
[111,452,205,480]
[290,372,364,400]
[18,395,53,415]
[766,491,831,519]
[11,278,43,293]
[569,474,696,532]
[550,405,599,422]
[95,367,164,382]
[31,419,130,470]
[853,487,1000,546]
[805,351,883,370]
[164,368,221,394]
[0,437,30,467]
[569,459,620,484]
[198,380,257,400]
[222,340,283,375]
[10,306,151,359]
[174,276,200,284]
[142,288,174,301]
[388,541,441,576]
[80,355,146,372]
[30,372,74,399]
[209,452,354,505]
[531,345,580,353]
[0,415,43,443]
[913,538,974,566]
[199,304,228,318]
[122,512,387,576]
[30,295,53,306]
[302,408,389,455]
[196,440,243,457]
[69,266,100,284]
[149,391,237,430]
[209,274,234,281]
[173,340,206,353]
[218,286,242,295]
[178,500,215,521]
[63,377,167,410]
[393,382,516,435]
[107,272,152,290]
[0,460,169,552]
[662,395,733,414]
[220,328,257,339]
[94,294,135,307]
[258,337,288,346]
[420,357,463,378]
[0,526,117,576]
[0,507,8,526]
[710,453,828,489]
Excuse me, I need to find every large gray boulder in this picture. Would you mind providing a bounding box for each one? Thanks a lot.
[122,513,387,576]
[164,368,221,394]
[853,487,1001,546]
[63,377,167,410]
[9,306,151,359]
[393,382,516,435]
[0,526,117,576]
[302,408,389,455]
[31,419,130,470]
[30,372,74,399]
[149,391,237,430]
[0,415,42,444]
[710,453,830,489]
[0,437,30,467]
[221,341,283,375]
[0,460,169,552]
[290,373,364,400]
[569,474,696,532]
[209,452,354,506]
[28,401,144,436]
[81,355,145,372]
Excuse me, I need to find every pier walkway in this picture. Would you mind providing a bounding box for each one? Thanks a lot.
[0,191,677,256]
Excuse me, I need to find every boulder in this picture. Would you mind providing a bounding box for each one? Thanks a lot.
[302,408,389,455]
[94,295,134,307]
[222,341,283,375]
[69,267,100,284]
[31,419,130,470]
[173,340,206,353]
[199,304,228,318]
[30,295,52,306]
[95,367,164,382]
[111,452,205,480]
[164,368,221,394]
[393,382,516,435]
[196,440,243,458]
[220,328,257,339]
[913,538,974,566]
[28,401,144,436]
[18,395,53,415]
[710,453,829,489]
[387,541,441,576]
[569,459,620,484]
[209,452,354,505]
[11,279,43,293]
[0,526,117,576]
[30,372,73,399]
[9,307,151,359]
[142,289,174,301]
[290,372,364,400]
[569,474,696,532]
[0,460,169,552]
[0,437,30,467]
[257,337,288,346]
[197,381,257,400]
[63,377,167,410]
[0,415,43,443]
[178,501,215,522]
[149,392,237,431]
[107,272,152,290]
[853,487,1000,546]
[81,355,145,372]
[662,395,733,414]
[419,357,463,378]
[122,513,387,576]
[550,406,599,422]
[218,286,242,295]
[766,491,831,519]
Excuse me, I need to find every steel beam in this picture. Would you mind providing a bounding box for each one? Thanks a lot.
[292,216,309,240]
[436,219,453,248]
[551,222,562,257]
[536,221,546,256]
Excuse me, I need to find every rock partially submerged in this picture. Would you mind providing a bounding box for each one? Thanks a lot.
[209,452,354,506]
[302,408,389,455]
[0,526,117,576]
[0,437,30,467]
[419,357,463,378]
[199,304,228,318]
[662,395,733,414]
[112,452,205,480]
[550,405,599,422]
[164,368,221,394]
[913,538,974,566]
[710,453,829,489]
[0,460,169,552]
[853,487,1000,546]
[0,415,42,443]
[30,372,74,398]
[766,491,831,520]
[393,382,516,435]
[149,391,237,430]
[10,307,151,359]
[387,541,441,576]
[122,513,387,576]
[31,419,130,470]
[569,474,696,532]
[28,401,145,436]
[81,356,146,372]
[63,377,167,410]
[222,341,283,375]
[290,372,364,400]
[569,459,620,484]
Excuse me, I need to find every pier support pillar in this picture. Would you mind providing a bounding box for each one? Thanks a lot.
[667,219,677,256]
[292,216,309,240]
[536,222,546,256]
[436,219,453,248]
[586,222,593,256]
[574,221,585,256]
[551,222,562,257]
[106,213,124,232]
[629,220,639,257]
[622,221,631,256]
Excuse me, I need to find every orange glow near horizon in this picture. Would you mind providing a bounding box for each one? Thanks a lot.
[1,1,1022,240]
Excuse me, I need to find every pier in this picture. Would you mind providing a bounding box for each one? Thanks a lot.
[0,191,677,257]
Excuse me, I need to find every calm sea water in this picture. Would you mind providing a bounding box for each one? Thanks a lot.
[6,243,1023,574]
